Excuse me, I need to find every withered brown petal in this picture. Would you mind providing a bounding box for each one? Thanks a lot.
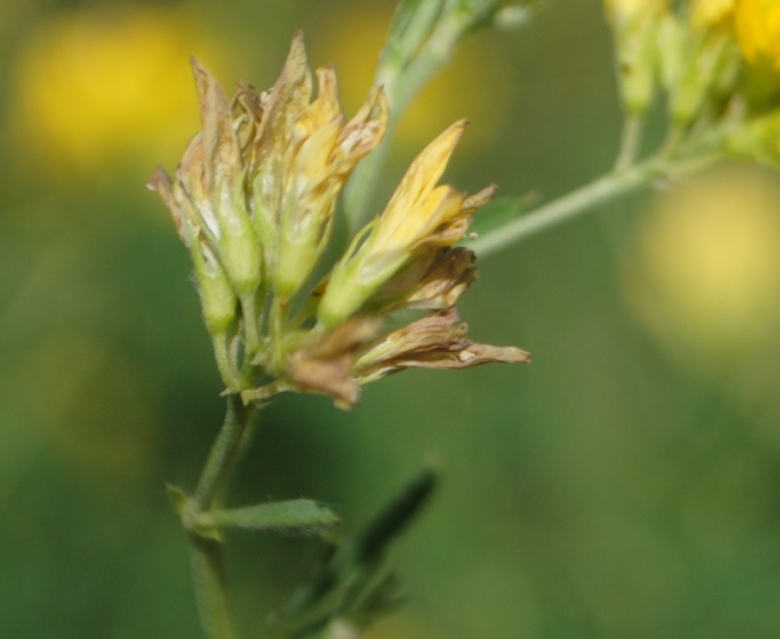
[463,183,498,211]
[336,87,389,162]
[285,317,382,409]
[286,352,360,409]
[301,317,382,359]
[354,308,530,381]
[405,247,477,310]
[254,31,312,160]
[148,167,193,246]
[190,57,243,192]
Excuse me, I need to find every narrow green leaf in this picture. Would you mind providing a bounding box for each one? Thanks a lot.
[195,499,340,536]
[268,463,440,636]
[345,463,438,566]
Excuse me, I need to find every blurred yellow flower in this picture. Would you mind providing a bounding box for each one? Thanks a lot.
[734,0,780,67]
[316,5,509,153]
[622,168,780,368]
[604,0,667,24]
[691,0,736,28]
[8,6,224,178]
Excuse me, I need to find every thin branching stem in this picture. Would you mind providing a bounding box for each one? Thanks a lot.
[185,395,257,639]
[212,332,243,393]
[187,534,238,639]
[193,394,256,511]
[468,161,657,256]
[614,114,643,171]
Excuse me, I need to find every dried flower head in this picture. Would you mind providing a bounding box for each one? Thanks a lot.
[150,33,528,408]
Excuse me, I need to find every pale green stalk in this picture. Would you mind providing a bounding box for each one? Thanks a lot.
[192,395,255,511]
[212,332,242,392]
[187,535,237,639]
[614,114,643,171]
[183,395,256,639]
[468,163,654,256]
[469,119,729,257]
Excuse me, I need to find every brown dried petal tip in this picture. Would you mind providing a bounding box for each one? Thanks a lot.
[353,308,531,384]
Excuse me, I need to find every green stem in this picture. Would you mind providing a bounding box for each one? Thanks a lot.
[187,534,237,639]
[344,1,507,231]
[468,161,657,257]
[241,379,292,405]
[657,124,686,161]
[194,394,255,511]
[184,395,256,639]
[240,292,261,359]
[212,332,243,393]
[614,114,643,171]
[269,296,290,372]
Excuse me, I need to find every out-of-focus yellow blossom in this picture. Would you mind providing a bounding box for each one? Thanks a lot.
[604,0,667,25]
[317,5,509,153]
[9,6,223,178]
[692,0,737,28]
[734,0,780,67]
[622,168,780,370]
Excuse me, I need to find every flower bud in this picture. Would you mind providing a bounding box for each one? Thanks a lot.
[187,58,263,298]
[604,0,667,114]
[318,121,494,327]
[271,76,388,299]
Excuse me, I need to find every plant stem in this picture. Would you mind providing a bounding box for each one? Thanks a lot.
[212,332,243,393]
[184,394,256,639]
[187,534,238,639]
[467,161,658,257]
[240,292,262,360]
[194,394,255,511]
[614,114,643,171]
[343,0,508,231]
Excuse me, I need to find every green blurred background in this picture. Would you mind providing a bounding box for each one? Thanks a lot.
[3,1,780,637]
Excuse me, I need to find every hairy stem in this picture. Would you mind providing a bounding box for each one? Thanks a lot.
[184,394,257,639]
[468,161,657,257]
[194,394,255,511]
[212,332,243,393]
[187,534,237,639]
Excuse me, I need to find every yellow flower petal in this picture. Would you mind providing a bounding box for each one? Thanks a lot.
[366,121,467,253]
[735,0,780,66]
[691,0,736,28]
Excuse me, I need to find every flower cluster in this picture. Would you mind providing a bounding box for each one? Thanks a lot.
[150,33,529,408]
[604,0,780,164]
